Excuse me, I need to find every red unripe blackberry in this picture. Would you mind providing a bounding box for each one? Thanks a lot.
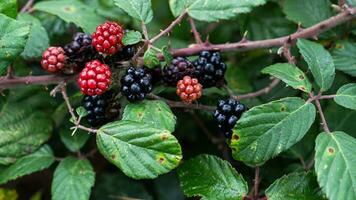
[92,21,125,55]
[163,57,195,86]
[176,76,203,104]
[78,60,111,96]
[40,47,66,73]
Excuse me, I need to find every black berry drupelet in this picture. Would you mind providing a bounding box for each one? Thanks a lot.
[193,51,227,88]
[144,66,162,85]
[64,33,97,66]
[213,99,247,138]
[163,57,195,86]
[82,94,109,127]
[121,67,153,102]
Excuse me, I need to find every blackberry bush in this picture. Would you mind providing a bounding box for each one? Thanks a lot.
[1,1,355,200]
[193,51,227,88]
[120,67,153,102]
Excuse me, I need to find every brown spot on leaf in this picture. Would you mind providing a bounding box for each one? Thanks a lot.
[64,6,74,12]
[328,147,334,154]
[137,112,143,118]
[111,154,116,160]
[232,134,239,141]
[160,133,169,141]
[299,75,305,80]
[299,86,306,91]
[280,106,286,112]
[158,157,165,164]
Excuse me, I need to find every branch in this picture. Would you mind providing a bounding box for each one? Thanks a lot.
[20,0,34,13]
[310,93,331,133]
[235,79,281,100]
[162,7,356,58]
[147,93,215,111]
[188,17,203,44]
[254,166,260,199]
[0,74,76,89]
[150,11,188,44]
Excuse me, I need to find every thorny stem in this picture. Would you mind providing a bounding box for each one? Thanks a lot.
[235,79,281,100]
[1,7,355,89]
[147,93,215,111]
[20,0,34,13]
[150,11,188,44]
[310,93,331,133]
[254,167,260,199]
[188,17,203,44]
[141,22,150,41]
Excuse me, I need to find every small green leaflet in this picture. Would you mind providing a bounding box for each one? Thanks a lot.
[230,97,316,166]
[0,0,18,18]
[123,100,176,132]
[18,14,49,59]
[333,42,356,77]
[262,63,312,93]
[113,0,153,24]
[96,120,182,179]
[144,48,160,68]
[283,0,332,27]
[34,0,105,33]
[169,0,266,22]
[297,39,335,92]
[178,154,248,200]
[334,83,356,110]
[76,106,88,118]
[122,30,143,46]
[315,132,356,200]
[0,145,55,184]
[266,172,326,200]
[52,157,95,200]
[0,14,30,75]
[162,46,173,64]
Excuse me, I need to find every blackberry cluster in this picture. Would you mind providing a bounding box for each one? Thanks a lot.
[104,45,137,65]
[163,57,195,86]
[144,66,162,85]
[64,33,97,66]
[213,99,247,138]
[121,67,153,102]
[82,95,109,127]
[193,51,227,88]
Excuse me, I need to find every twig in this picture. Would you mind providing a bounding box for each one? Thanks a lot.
[254,166,260,199]
[141,22,149,41]
[150,11,188,44]
[6,65,14,79]
[20,0,34,13]
[310,93,331,133]
[318,94,336,100]
[188,17,203,44]
[0,74,76,89]
[236,79,280,100]
[70,124,98,133]
[306,152,316,170]
[60,85,77,123]
[147,93,215,111]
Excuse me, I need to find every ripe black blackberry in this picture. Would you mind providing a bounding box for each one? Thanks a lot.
[163,57,195,86]
[193,51,227,88]
[82,95,109,127]
[64,33,97,67]
[121,67,153,102]
[213,99,247,138]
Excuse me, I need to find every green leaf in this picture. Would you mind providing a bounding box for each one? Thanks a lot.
[52,157,95,200]
[334,83,356,110]
[113,0,153,24]
[315,132,356,200]
[122,30,142,45]
[297,39,335,92]
[283,0,332,27]
[162,46,173,64]
[266,172,325,200]
[76,106,88,118]
[0,104,52,165]
[262,63,312,93]
[143,48,160,68]
[122,100,176,132]
[230,97,316,166]
[34,0,105,33]
[333,42,356,77]
[0,0,17,18]
[183,0,266,22]
[0,145,55,184]
[0,14,30,74]
[59,127,90,152]
[96,120,182,179]
[18,14,49,59]
[178,154,248,200]
[0,188,18,200]
[169,0,185,17]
